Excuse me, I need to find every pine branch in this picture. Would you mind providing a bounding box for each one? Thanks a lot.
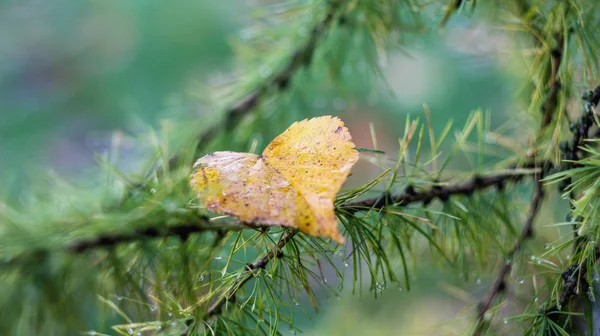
[1,166,544,267]
[560,86,600,241]
[538,85,600,324]
[166,0,345,170]
[67,220,256,253]
[542,252,599,323]
[541,31,565,128]
[342,167,544,213]
[202,230,297,320]
[109,0,348,211]
[472,172,545,336]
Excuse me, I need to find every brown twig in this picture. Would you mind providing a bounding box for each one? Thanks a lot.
[67,219,256,254]
[472,173,545,336]
[33,168,542,257]
[342,167,542,213]
[201,230,297,320]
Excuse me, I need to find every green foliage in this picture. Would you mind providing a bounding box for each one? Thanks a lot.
[2,0,600,335]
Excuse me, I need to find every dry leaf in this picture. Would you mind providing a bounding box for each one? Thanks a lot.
[190,116,359,244]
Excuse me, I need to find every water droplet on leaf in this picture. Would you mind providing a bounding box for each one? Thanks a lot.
[259,65,272,78]
[297,26,308,37]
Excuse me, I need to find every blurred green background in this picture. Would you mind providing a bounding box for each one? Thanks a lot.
[0,1,534,334]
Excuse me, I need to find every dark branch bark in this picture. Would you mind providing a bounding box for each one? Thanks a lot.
[203,230,297,319]
[67,219,255,254]
[472,173,545,336]
[342,167,542,213]
[542,85,600,324]
[0,166,541,265]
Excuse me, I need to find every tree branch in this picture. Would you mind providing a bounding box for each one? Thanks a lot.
[167,0,344,170]
[472,172,545,336]
[541,242,600,325]
[67,219,256,254]
[559,85,600,239]
[540,85,600,323]
[541,31,565,128]
[342,167,543,213]
[203,230,297,319]
[0,166,542,265]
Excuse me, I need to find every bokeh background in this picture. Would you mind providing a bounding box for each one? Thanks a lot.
[0,1,546,335]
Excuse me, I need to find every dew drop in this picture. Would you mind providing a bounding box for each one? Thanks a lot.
[534,297,538,302]
[150,305,156,312]
[258,65,272,78]
[588,288,596,302]
[163,200,177,213]
[215,256,222,260]
[476,278,482,285]
[277,180,290,188]
[398,286,403,292]
[168,312,173,317]
[518,278,525,284]
[297,26,308,37]
[343,262,349,267]
[290,330,296,335]
[117,296,124,301]
[199,274,205,281]
[530,255,536,261]
[503,319,508,324]
[127,328,133,335]
[544,243,550,249]
[252,303,256,311]
[157,326,162,330]
[295,301,300,306]
[136,333,141,336]
[171,322,177,327]
[150,188,156,194]
[88,331,97,336]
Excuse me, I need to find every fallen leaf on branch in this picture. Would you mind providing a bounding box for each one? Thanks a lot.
[190,116,358,244]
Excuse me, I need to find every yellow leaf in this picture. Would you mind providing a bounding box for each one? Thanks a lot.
[190,116,359,244]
